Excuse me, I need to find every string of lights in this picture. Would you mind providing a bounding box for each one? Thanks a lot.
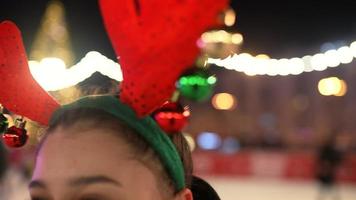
[207,41,356,76]
[29,51,122,91]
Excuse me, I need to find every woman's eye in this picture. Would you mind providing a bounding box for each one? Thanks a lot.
[31,197,49,200]
[80,195,108,200]
[80,198,99,200]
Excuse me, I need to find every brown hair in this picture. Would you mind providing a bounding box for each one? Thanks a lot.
[39,107,193,196]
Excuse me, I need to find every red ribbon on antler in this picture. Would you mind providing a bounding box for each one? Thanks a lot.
[100,0,229,116]
[0,21,60,125]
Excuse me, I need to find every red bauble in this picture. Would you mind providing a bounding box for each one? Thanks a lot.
[2,125,28,148]
[2,118,27,148]
[153,102,190,133]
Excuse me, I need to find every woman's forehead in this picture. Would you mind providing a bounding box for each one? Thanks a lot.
[34,130,131,176]
[32,129,159,189]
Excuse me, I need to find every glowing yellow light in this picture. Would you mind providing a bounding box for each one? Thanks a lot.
[350,41,356,58]
[29,51,122,91]
[337,46,354,64]
[277,58,290,76]
[201,30,242,44]
[231,33,243,44]
[183,110,191,117]
[224,8,236,27]
[311,53,328,71]
[207,40,356,77]
[266,59,279,76]
[324,49,340,67]
[183,133,196,152]
[256,54,270,59]
[318,77,344,96]
[252,57,268,75]
[239,53,253,59]
[302,55,313,72]
[335,79,347,96]
[244,69,257,76]
[30,57,68,91]
[216,30,230,43]
[30,0,74,65]
[201,32,212,43]
[212,93,237,110]
[289,57,304,75]
[244,55,266,76]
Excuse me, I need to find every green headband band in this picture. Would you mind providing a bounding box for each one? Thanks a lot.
[50,95,185,191]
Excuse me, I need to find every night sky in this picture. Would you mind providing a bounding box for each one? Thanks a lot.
[1,0,356,62]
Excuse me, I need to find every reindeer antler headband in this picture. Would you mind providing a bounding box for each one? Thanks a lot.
[0,0,229,191]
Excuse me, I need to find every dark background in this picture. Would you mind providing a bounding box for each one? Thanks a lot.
[1,0,356,62]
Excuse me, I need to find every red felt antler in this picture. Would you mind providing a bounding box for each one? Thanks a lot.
[100,0,229,116]
[0,21,60,125]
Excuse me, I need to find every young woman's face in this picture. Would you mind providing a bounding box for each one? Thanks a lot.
[29,128,166,200]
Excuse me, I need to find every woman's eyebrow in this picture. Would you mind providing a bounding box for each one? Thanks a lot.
[69,175,122,187]
[29,180,47,189]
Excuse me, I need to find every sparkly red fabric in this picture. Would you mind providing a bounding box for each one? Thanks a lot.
[0,21,60,125]
[100,0,229,116]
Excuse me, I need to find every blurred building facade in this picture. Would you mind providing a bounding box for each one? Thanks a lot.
[186,62,356,151]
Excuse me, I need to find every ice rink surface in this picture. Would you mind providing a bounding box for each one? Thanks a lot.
[206,177,356,200]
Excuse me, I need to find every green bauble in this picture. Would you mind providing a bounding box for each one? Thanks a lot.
[0,114,8,134]
[178,71,217,101]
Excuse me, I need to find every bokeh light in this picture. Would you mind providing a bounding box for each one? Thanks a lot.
[337,46,353,64]
[29,51,122,91]
[311,53,328,71]
[207,38,356,76]
[200,30,243,44]
[318,77,347,96]
[320,42,336,52]
[302,55,313,72]
[289,57,304,75]
[183,133,196,152]
[212,93,237,110]
[256,54,270,59]
[221,137,240,154]
[29,57,66,91]
[350,41,356,57]
[231,33,243,44]
[197,132,222,150]
[224,8,236,27]
[324,49,340,67]
[335,79,347,97]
